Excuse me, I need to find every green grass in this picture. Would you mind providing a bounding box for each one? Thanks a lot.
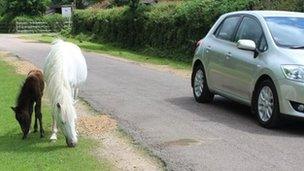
[21,34,191,71]
[0,60,111,170]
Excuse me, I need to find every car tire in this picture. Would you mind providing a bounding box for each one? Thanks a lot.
[192,64,214,103]
[253,79,280,128]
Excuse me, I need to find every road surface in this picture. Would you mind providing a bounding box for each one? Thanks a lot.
[1,34,304,170]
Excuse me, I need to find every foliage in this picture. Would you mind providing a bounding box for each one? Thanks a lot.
[112,0,129,6]
[0,14,69,33]
[0,0,4,15]
[129,0,140,11]
[60,25,73,36]
[72,0,304,62]
[254,0,304,11]
[52,0,99,8]
[3,0,48,16]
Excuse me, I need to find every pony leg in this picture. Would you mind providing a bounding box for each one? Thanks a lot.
[35,98,44,138]
[50,114,58,141]
[73,88,79,104]
[71,87,75,100]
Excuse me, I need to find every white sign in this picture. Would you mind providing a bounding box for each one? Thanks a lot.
[62,7,72,18]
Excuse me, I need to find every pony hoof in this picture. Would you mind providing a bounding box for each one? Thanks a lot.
[40,130,45,138]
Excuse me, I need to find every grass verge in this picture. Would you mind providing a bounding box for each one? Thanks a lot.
[20,34,191,70]
[0,59,111,170]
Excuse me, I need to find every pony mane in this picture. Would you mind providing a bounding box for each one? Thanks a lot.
[44,40,76,123]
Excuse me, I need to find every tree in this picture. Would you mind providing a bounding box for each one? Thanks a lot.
[129,0,140,12]
[0,0,5,15]
[4,0,48,16]
[52,0,98,9]
[112,0,129,6]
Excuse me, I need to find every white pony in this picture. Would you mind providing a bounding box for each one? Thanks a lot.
[44,39,87,147]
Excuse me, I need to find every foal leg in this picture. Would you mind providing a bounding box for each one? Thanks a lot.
[34,111,38,133]
[35,98,44,138]
[50,114,58,141]
[28,105,37,133]
[23,105,33,139]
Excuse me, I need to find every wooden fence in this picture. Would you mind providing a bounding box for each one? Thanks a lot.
[0,21,71,33]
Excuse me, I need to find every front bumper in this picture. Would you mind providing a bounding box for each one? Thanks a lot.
[277,78,304,117]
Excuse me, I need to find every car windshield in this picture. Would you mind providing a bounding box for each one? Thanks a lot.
[265,17,304,48]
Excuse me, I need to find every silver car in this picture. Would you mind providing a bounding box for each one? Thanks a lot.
[191,11,304,128]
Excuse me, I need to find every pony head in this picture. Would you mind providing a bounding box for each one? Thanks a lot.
[11,106,30,139]
[55,102,77,147]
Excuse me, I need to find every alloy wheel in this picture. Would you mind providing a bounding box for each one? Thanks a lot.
[258,86,274,122]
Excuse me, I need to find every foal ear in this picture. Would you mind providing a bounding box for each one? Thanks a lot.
[10,107,16,112]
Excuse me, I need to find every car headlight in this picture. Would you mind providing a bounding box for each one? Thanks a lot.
[281,65,304,82]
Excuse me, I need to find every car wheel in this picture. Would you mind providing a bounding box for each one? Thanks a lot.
[253,79,280,128]
[192,64,214,103]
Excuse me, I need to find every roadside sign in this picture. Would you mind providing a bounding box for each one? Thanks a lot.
[61,6,72,18]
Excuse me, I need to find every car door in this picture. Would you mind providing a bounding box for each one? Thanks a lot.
[205,15,242,91]
[223,16,267,102]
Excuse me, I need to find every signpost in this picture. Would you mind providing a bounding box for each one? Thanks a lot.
[61,5,72,27]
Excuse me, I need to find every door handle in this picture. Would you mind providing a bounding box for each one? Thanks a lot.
[225,52,232,59]
[206,46,212,53]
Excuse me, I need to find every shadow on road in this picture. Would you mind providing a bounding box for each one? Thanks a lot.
[166,96,304,137]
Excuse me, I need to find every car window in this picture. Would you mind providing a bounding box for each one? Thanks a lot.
[265,17,304,48]
[258,36,268,52]
[235,17,263,47]
[215,16,240,41]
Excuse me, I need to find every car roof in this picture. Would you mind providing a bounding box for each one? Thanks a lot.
[226,10,304,18]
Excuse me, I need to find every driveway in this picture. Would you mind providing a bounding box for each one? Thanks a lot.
[1,34,304,170]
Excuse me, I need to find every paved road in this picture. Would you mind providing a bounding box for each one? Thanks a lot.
[2,34,304,170]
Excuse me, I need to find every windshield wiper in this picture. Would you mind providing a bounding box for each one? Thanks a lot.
[289,45,304,49]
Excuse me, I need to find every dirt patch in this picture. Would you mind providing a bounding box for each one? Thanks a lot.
[77,115,117,136]
[0,51,38,74]
[75,101,117,136]
[75,100,162,171]
[0,51,163,171]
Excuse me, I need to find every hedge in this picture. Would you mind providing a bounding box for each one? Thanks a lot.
[72,0,303,61]
[0,14,69,33]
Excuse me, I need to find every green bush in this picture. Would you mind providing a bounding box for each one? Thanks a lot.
[0,0,5,15]
[52,0,99,9]
[4,0,49,16]
[0,14,69,33]
[14,15,68,32]
[72,0,304,62]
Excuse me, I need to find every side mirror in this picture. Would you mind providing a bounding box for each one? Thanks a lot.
[237,39,256,51]
[237,39,259,58]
